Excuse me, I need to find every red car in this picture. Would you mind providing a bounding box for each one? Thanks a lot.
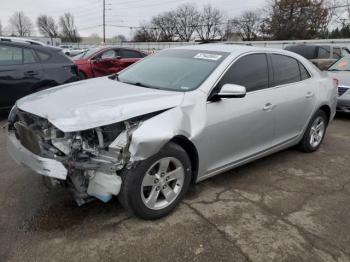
[73,47,147,79]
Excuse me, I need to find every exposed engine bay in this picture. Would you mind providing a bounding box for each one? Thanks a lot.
[7,107,160,205]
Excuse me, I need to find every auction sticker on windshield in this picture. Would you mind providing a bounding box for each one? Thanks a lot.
[194,53,222,61]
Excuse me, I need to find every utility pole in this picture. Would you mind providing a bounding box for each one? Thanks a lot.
[103,0,106,43]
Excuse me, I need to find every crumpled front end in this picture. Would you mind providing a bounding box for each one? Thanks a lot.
[7,107,147,205]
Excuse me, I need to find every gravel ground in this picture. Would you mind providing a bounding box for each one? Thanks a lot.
[0,115,350,262]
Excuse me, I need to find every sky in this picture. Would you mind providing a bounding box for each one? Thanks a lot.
[0,0,266,39]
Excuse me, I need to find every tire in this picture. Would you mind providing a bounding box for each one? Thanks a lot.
[298,110,328,152]
[118,142,192,220]
[78,71,86,80]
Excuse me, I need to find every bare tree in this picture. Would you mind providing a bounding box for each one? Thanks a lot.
[59,13,80,42]
[133,23,160,42]
[9,11,33,36]
[230,10,261,41]
[196,5,224,41]
[174,4,200,41]
[151,11,177,41]
[37,15,58,44]
[0,20,2,36]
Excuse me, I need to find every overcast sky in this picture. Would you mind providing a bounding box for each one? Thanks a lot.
[0,0,266,39]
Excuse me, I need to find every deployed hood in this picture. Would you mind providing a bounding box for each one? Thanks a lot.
[17,77,184,132]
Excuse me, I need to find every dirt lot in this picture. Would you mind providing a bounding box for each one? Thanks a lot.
[0,115,350,262]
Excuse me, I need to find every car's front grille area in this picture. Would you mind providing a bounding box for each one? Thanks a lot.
[14,122,41,155]
[338,86,350,96]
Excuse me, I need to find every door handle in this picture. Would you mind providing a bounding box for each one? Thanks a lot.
[263,103,274,111]
[24,71,39,76]
[306,92,314,98]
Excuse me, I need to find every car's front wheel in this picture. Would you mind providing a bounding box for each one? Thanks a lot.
[299,110,328,152]
[118,142,192,220]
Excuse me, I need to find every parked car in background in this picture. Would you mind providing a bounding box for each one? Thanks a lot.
[327,56,350,112]
[0,38,79,110]
[60,45,87,57]
[284,44,350,70]
[73,46,147,79]
[7,44,337,219]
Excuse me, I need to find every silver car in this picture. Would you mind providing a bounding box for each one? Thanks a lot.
[327,56,350,112]
[7,44,337,219]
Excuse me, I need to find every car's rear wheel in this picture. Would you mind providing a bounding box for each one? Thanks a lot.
[299,110,328,152]
[118,142,192,220]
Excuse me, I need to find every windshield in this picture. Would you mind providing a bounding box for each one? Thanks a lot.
[118,49,229,91]
[328,57,350,71]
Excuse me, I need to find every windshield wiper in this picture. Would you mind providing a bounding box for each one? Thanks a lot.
[121,80,160,89]
[328,69,341,71]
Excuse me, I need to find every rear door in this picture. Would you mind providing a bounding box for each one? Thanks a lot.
[270,53,315,144]
[0,44,43,108]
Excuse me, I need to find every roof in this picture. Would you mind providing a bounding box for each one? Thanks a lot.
[0,37,46,46]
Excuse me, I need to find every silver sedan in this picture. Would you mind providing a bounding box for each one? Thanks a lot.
[7,44,337,219]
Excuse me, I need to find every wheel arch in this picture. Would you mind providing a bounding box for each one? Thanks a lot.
[170,135,199,184]
[319,104,331,123]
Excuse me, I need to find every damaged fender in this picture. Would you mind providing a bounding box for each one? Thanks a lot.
[129,91,207,162]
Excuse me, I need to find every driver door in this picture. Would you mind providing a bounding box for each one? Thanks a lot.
[91,49,120,77]
[197,53,276,175]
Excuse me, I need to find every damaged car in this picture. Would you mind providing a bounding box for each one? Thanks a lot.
[7,44,337,219]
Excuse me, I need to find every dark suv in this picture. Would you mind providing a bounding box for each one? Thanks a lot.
[0,38,79,110]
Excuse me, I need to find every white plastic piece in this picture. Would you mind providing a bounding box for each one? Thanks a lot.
[87,172,122,202]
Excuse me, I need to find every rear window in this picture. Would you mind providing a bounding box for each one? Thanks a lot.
[271,54,301,86]
[120,49,143,58]
[285,45,316,59]
[36,51,51,61]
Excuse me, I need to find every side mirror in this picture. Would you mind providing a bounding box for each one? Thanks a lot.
[215,84,246,99]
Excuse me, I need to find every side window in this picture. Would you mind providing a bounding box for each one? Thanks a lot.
[298,62,311,80]
[333,47,342,59]
[120,49,142,58]
[100,50,117,59]
[23,48,36,64]
[0,45,22,65]
[217,53,269,92]
[36,51,51,62]
[271,54,301,86]
[318,46,331,59]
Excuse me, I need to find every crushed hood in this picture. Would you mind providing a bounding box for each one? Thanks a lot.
[17,77,184,132]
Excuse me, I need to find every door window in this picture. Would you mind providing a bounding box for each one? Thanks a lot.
[318,46,331,59]
[271,54,301,86]
[0,45,22,65]
[217,53,269,92]
[100,50,117,59]
[23,49,36,64]
[120,49,142,58]
[333,47,342,59]
[298,62,311,80]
